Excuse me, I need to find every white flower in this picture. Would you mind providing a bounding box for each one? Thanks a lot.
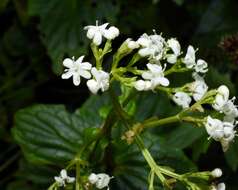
[134,80,152,91]
[167,38,181,64]
[205,116,224,141]
[62,56,92,86]
[190,76,208,101]
[141,63,169,89]
[183,45,196,69]
[195,59,208,73]
[84,21,109,46]
[212,85,230,111]
[54,169,75,187]
[88,173,113,190]
[172,92,191,108]
[86,67,110,94]
[211,168,223,178]
[137,33,165,61]
[126,38,139,49]
[104,26,120,40]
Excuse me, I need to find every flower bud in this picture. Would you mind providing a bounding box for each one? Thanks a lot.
[88,173,98,184]
[211,168,222,178]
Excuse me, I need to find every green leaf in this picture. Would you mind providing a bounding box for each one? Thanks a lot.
[164,123,206,149]
[12,94,108,165]
[27,0,119,74]
[12,104,86,165]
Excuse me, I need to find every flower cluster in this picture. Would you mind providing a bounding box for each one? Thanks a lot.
[58,20,238,190]
[204,86,238,151]
[88,173,113,190]
[61,21,237,151]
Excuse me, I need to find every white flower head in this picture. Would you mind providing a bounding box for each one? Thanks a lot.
[195,59,208,73]
[62,56,92,86]
[172,92,192,109]
[84,21,109,46]
[141,63,169,89]
[134,80,152,91]
[86,67,110,94]
[205,116,224,141]
[183,45,196,69]
[212,85,230,111]
[54,169,75,187]
[104,26,120,40]
[137,33,166,61]
[211,168,223,178]
[167,38,181,64]
[88,173,113,190]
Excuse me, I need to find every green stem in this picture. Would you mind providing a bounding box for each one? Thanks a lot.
[143,115,180,128]
[76,161,81,190]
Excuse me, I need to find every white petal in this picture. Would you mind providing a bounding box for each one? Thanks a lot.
[142,72,153,80]
[60,169,68,179]
[54,177,64,186]
[138,48,151,57]
[75,56,85,64]
[73,74,81,86]
[158,77,169,86]
[147,63,162,73]
[80,62,92,70]
[167,38,180,55]
[93,32,102,46]
[80,70,91,79]
[66,177,75,183]
[87,79,100,94]
[62,71,73,79]
[87,28,95,39]
[63,58,74,68]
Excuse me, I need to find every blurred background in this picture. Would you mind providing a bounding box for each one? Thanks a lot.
[0,0,238,189]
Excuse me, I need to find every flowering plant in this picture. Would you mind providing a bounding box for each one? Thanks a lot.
[13,21,238,190]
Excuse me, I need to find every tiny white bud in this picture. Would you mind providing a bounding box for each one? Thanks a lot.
[217,183,226,190]
[88,173,98,184]
[211,168,222,178]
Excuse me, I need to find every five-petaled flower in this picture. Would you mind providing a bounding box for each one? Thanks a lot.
[62,56,92,86]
